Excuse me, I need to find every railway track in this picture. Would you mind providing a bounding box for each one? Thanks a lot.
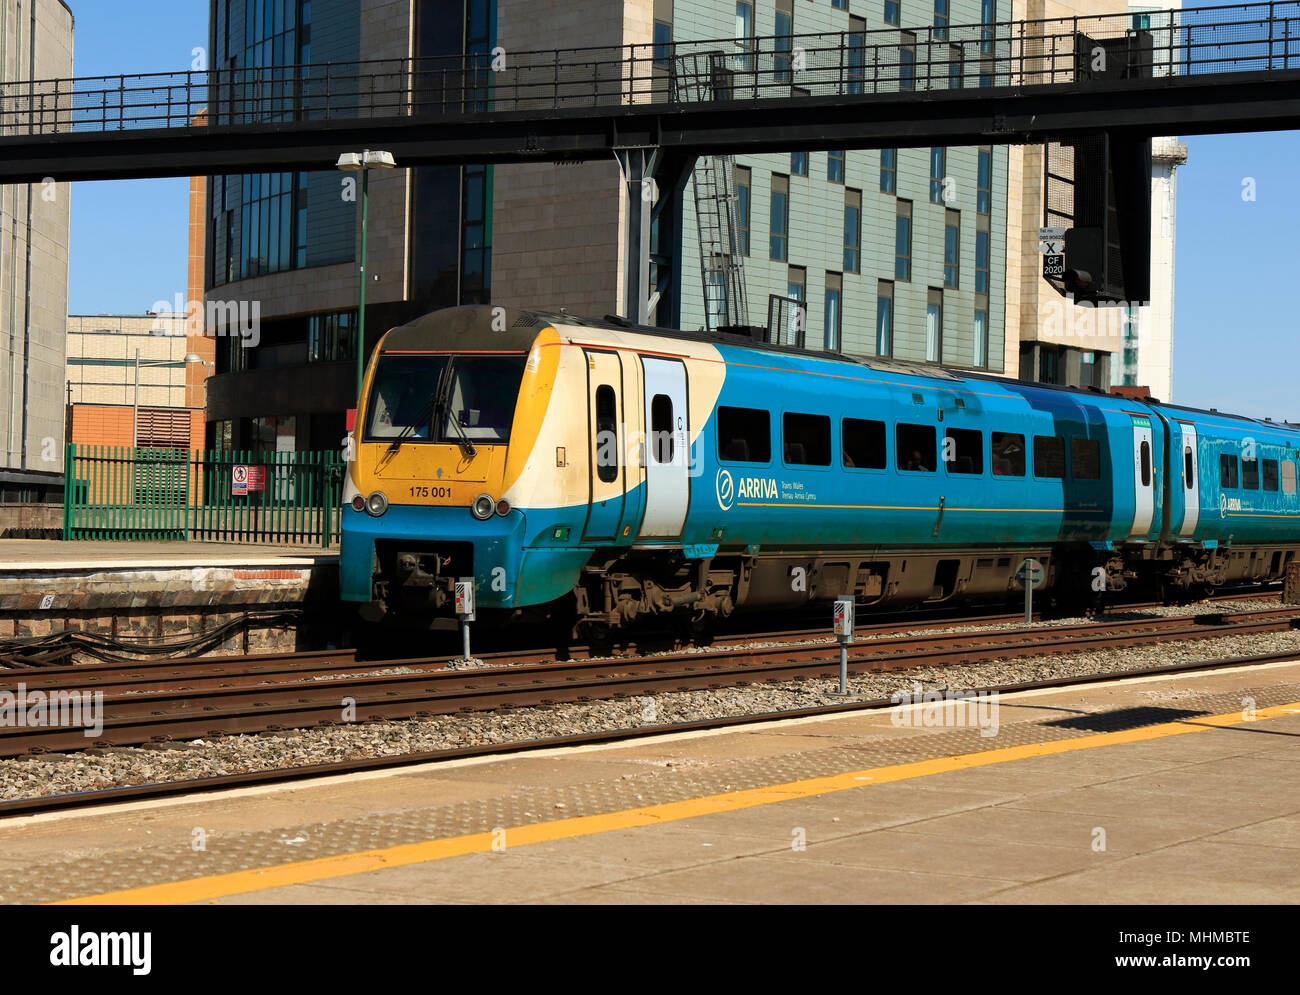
[0,601,1295,758]
[2,636,1298,818]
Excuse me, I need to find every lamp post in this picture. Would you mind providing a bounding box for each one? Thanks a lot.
[336,150,396,402]
[133,350,206,449]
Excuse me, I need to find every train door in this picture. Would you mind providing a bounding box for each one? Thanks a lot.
[1129,416,1155,537]
[638,356,690,539]
[1179,423,1200,537]
[582,350,627,542]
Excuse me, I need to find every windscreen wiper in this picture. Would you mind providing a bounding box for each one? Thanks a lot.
[432,363,477,459]
[386,392,438,454]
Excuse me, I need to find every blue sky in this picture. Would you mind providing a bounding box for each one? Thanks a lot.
[68,2,1298,420]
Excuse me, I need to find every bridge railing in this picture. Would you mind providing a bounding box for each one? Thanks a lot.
[2,3,1299,136]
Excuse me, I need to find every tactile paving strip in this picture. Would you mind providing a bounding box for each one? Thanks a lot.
[3,680,1297,904]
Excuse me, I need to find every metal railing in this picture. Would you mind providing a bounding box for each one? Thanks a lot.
[2,3,1299,136]
[62,445,344,546]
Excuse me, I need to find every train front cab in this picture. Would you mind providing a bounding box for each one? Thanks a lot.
[340,310,553,627]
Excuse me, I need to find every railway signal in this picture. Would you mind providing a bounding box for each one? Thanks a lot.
[831,596,855,695]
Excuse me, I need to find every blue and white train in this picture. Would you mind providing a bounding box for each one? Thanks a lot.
[340,306,1300,632]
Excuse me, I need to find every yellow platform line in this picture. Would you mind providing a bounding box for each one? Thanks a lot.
[53,698,1300,906]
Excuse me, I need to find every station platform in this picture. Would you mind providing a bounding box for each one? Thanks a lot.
[0,540,339,659]
[3,658,1297,905]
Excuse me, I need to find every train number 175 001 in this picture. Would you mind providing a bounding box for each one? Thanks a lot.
[409,485,453,499]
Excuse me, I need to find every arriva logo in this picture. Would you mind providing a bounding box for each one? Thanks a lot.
[1220,493,1228,519]
[716,468,735,510]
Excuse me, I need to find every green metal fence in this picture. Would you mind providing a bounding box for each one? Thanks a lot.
[63,445,345,546]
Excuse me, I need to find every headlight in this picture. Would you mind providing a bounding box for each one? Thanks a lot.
[495,499,511,517]
[351,495,366,513]
[365,491,388,517]
[472,494,494,520]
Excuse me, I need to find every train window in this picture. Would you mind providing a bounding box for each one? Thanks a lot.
[1220,454,1239,489]
[717,406,770,463]
[1242,457,1259,490]
[943,428,983,474]
[1140,441,1152,487]
[650,394,674,464]
[783,412,832,466]
[1072,439,1102,481]
[991,432,1025,476]
[896,423,936,472]
[1263,458,1279,491]
[842,418,886,469]
[594,385,618,483]
[1033,436,1066,478]
[1184,447,1194,487]
[1283,461,1298,495]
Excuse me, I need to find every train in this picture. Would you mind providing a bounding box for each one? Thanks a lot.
[339,305,1300,637]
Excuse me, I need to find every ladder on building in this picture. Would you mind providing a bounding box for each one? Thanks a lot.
[692,154,749,332]
[674,52,749,332]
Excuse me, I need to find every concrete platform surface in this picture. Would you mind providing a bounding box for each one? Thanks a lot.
[2,659,1298,905]
[0,539,336,570]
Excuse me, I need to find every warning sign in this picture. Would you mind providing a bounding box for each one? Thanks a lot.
[232,465,266,496]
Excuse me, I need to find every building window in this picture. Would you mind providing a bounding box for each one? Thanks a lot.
[876,280,893,356]
[880,148,896,194]
[792,151,808,176]
[770,174,789,261]
[944,209,960,289]
[653,20,672,67]
[900,32,916,89]
[948,43,962,88]
[240,171,297,279]
[786,265,807,347]
[929,147,946,203]
[978,147,993,214]
[935,0,949,40]
[844,190,862,273]
[895,200,912,281]
[973,300,988,368]
[1079,351,1098,389]
[981,0,996,53]
[825,273,843,351]
[735,166,751,255]
[975,228,990,293]
[735,1,755,71]
[886,1,900,27]
[307,309,360,363]
[926,289,943,363]
[828,149,845,184]
[775,0,794,83]
[979,53,994,87]
[847,16,866,94]
[833,0,849,8]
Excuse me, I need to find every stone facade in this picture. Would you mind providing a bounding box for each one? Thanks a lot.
[0,0,73,487]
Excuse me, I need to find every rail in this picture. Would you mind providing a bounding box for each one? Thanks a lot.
[2,3,1299,136]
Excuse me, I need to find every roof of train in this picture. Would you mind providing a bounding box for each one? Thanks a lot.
[382,306,1299,434]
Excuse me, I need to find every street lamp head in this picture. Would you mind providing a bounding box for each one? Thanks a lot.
[183,353,204,364]
[337,150,396,171]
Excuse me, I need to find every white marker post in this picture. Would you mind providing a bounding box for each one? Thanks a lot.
[455,577,476,660]
[1017,558,1045,624]
[832,596,855,695]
